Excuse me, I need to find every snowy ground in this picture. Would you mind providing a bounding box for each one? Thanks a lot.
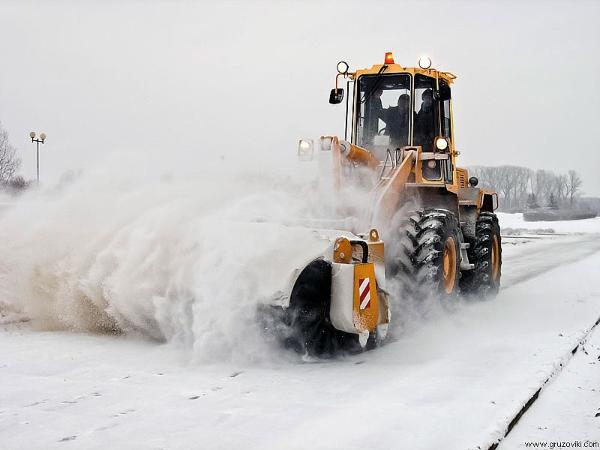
[1,214,600,449]
[502,324,600,447]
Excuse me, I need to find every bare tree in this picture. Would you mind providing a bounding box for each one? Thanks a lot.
[548,192,558,209]
[496,166,514,209]
[512,166,532,208]
[0,122,21,183]
[535,170,555,205]
[567,170,582,206]
[554,174,568,204]
[468,165,585,212]
[472,165,532,210]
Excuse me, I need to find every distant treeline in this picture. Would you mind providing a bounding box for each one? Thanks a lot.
[467,165,597,212]
[0,121,30,195]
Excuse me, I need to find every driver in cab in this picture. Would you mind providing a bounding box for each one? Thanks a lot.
[383,94,410,148]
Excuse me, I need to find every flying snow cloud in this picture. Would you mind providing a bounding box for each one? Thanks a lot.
[0,146,379,361]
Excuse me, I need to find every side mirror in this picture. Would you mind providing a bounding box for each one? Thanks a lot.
[329,88,344,104]
[469,176,479,187]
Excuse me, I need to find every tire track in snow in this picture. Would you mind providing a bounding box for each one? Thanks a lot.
[487,315,600,450]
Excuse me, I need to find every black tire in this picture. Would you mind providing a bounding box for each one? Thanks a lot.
[282,259,360,357]
[460,212,502,297]
[389,208,461,300]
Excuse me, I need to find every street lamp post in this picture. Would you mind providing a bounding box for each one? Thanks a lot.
[29,131,46,184]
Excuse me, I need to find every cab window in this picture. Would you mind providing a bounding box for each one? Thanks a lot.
[413,74,439,152]
[355,73,411,159]
[439,79,452,138]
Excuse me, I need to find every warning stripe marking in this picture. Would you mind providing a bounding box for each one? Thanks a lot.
[359,277,371,310]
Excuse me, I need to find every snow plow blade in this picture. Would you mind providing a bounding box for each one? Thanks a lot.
[265,229,389,357]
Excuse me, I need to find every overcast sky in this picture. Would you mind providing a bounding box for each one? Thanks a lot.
[1,0,599,194]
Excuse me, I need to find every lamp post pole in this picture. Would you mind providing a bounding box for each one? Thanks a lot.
[29,131,46,185]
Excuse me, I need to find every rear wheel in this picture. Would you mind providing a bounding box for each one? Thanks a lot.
[283,259,360,357]
[389,209,461,300]
[460,212,502,297]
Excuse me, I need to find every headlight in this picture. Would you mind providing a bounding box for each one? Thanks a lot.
[297,139,314,161]
[336,61,349,75]
[320,136,332,151]
[418,56,432,69]
[435,137,448,151]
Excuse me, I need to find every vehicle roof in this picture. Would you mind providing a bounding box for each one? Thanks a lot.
[351,64,456,85]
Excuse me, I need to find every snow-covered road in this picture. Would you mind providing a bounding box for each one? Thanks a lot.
[1,217,600,450]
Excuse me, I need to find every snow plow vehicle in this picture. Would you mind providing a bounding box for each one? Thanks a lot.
[276,52,502,357]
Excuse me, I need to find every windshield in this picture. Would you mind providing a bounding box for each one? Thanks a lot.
[355,73,411,159]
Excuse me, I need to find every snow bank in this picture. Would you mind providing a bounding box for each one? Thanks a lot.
[497,212,600,234]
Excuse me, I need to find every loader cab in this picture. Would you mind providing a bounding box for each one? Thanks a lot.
[355,73,411,159]
[352,67,453,162]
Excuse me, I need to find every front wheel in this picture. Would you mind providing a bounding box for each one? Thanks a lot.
[389,208,461,300]
[283,259,360,357]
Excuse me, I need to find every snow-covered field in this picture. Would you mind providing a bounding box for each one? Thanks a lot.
[498,212,600,235]
[1,208,599,449]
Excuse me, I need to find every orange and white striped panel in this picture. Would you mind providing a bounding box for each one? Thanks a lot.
[353,263,379,332]
[358,277,371,310]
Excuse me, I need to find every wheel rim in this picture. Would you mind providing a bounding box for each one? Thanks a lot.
[442,237,457,294]
[491,234,500,281]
